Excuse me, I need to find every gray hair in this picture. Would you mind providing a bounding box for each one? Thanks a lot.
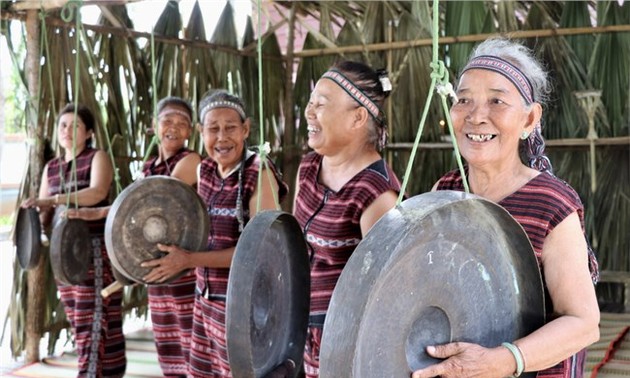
[462,38,553,173]
[464,38,551,106]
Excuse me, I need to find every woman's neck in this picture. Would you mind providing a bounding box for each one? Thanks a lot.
[468,164,539,202]
[64,146,86,162]
[320,146,381,191]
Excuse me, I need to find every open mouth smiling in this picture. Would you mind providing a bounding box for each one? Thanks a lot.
[466,133,496,142]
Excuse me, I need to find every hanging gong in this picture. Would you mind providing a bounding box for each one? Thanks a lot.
[319,190,545,378]
[105,176,209,284]
[226,211,310,378]
[15,207,42,270]
[50,217,92,285]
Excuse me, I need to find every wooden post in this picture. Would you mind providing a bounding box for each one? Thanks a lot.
[24,8,45,363]
[281,2,299,212]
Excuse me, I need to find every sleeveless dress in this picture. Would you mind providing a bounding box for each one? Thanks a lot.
[141,148,198,377]
[188,152,288,378]
[47,148,126,378]
[293,152,401,378]
[436,168,599,378]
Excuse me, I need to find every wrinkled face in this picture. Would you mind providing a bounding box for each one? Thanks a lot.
[157,104,192,152]
[304,78,361,155]
[450,69,537,169]
[57,113,92,153]
[199,107,250,173]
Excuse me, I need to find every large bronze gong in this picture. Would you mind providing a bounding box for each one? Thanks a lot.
[105,176,209,284]
[15,207,41,270]
[50,217,92,285]
[226,211,310,378]
[319,191,545,378]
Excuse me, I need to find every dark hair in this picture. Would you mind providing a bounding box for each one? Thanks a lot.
[157,96,193,120]
[58,103,96,148]
[331,60,392,150]
[198,89,247,122]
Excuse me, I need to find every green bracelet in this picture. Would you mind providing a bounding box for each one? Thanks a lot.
[502,342,524,377]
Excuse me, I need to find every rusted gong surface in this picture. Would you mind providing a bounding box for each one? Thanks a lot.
[15,207,41,270]
[50,217,91,285]
[105,176,209,284]
[319,190,545,378]
[226,211,310,378]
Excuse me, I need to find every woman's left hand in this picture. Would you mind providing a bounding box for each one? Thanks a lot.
[141,243,191,283]
[411,342,507,378]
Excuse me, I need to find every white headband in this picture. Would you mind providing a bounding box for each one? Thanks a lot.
[199,100,246,122]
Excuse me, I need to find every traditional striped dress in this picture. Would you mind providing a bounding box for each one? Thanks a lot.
[293,152,401,378]
[436,168,599,378]
[188,152,288,378]
[142,148,197,377]
[47,148,126,378]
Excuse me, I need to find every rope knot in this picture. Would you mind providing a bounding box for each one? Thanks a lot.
[430,60,446,80]
[61,0,83,22]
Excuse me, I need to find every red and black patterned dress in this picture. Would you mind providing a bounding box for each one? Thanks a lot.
[47,148,126,378]
[141,148,198,377]
[293,152,401,378]
[436,168,599,378]
[188,152,288,378]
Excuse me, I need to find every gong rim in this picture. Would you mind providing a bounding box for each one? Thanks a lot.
[319,190,545,378]
[226,210,310,378]
[15,207,41,270]
[50,217,92,285]
[105,176,209,284]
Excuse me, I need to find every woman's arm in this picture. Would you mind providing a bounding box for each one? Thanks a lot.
[249,167,282,214]
[359,189,398,236]
[511,211,600,371]
[45,150,113,207]
[171,152,201,186]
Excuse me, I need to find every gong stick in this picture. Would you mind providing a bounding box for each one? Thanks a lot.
[101,280,124,298]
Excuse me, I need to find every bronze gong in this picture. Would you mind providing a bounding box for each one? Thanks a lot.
[105,176,209,284]
[226,211,310,378]
[50,217,92,285]
[319,190,545,378]
[15,207,42,270]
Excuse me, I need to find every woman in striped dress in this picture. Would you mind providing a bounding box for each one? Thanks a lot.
[140,97,200,377]
[22,103,126,377]
[293,61,402,377]
[411,38,600,378]
[141,90,288,377]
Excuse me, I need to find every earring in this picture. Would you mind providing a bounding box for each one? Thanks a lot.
[520,131,530,140]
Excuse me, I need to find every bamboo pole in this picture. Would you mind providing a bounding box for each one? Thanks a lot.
[24,9,45,364]
[294,24,630,58]
[4,10,628,60]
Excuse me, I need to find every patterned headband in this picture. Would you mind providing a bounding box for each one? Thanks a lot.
[158,109,192,124]
[461,55,534,104]
[199,100,246,122]
[322,69,385,126]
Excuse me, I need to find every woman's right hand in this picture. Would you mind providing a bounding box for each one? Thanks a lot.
[21,197,54,209]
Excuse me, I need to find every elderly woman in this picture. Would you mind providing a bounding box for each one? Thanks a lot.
[22,103,126,377]
[140,90,288,378]
[412,38,600,378]
[294,61,402,377]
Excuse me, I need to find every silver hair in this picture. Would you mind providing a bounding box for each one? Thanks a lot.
[463,38,554,174]
[465,38,552,106]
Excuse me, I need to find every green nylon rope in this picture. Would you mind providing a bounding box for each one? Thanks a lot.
[396,0,469,205]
